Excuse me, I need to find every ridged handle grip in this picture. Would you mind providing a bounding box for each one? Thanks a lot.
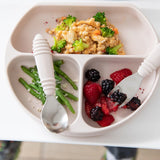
[138,43,160,77]
[32,34,55,96]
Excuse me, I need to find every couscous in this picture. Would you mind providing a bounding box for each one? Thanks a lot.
[47,12,125,55]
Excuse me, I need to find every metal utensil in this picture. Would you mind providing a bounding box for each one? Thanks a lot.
[32,34,68,133]
[109,43,160,108]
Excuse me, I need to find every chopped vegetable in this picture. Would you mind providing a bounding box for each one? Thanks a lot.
[113,28,119,34]
[19,60,78,114]
[72,39,89,52]
[56,88,75,114]
[54,59,64,67]
[63,15,76,27]
[100,27,114,38]
[93,12,106,25]
[51,37,66,53]
[61,16,66,21]
[59,88,78,101]
[54,64,78,90]
[55,22,66,31]
[106,44,122,55]
[19,78,46,104]
[93,30,101,35]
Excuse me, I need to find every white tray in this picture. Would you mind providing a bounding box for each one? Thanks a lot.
[5,1,160,138]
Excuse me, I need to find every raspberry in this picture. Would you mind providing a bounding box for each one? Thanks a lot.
[85,69,101,82]
[106,97,118,112]
[97,114,115,127]
[102,79,114,96]
[90,106,104,121]
[126,97,141,111]
[83,81,102,105]
[110,68,132,84]
[94,99,101,107]
[100,96,110,115]
[110,90,127,105]
[85,101,93,118]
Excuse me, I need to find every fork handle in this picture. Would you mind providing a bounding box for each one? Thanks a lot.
[32,34,55,96]
[138,43,160,77]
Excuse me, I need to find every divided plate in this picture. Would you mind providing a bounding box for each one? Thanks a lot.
[5,2,159,136]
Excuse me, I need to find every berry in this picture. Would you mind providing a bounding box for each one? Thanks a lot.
[126,97,141,111]
[94,99,101,107]
[100,96,110,115]
[85,69,101,82]
[110,90,127,104]
[85,101,93,118]
[83,81,102,105]
[122,105,127,109]
[106,97,118,112]
[90,106,104,121]
[101,79,114,96]
[97,114,115,127]
[110,68,132,84]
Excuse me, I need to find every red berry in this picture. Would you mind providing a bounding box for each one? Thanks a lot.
[106,97,118,112]
[122,105,128,109]
[110,68,132,84]
[83,81,102,105]
[94,99,101,107]
[100,96,110,115]
[97,114,115,127]
[85,101,93,118]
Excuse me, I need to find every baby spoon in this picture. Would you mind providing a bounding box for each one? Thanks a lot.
[32,34,68,133]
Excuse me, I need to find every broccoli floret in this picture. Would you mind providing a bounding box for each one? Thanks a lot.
[72,39,89,52]
[106,44,122,55]
[55,22,66,31]
[100,27,115,37]
[93,12,106,25]
[63,15,76,27]
[51,37,66,53]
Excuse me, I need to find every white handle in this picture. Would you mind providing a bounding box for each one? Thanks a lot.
[32,34,55,96]
[138,43,160,77]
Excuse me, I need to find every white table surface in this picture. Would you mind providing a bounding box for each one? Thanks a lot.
[1,0,160,149]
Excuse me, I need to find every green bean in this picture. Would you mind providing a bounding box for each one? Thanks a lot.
[29,84,41,93]
[56,87,78,101]
[40,94,46,104]
[54,60,64,67]
[56,89,75,114]
[20,60,78,114]
[56,96,65,105]
[54,65,78,90]
[19,78,45,104]
[54,72,62,81]
[21,66,35,79]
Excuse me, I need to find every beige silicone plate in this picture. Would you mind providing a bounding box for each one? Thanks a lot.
[5,2,159,136]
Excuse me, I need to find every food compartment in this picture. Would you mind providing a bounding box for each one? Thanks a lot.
[7,55,80,124]
[82,56,156,128]
[11,3,157,55]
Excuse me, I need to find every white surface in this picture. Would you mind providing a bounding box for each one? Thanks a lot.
[1,0,160,149]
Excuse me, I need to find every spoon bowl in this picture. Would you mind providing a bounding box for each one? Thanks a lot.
[41,95,68,133]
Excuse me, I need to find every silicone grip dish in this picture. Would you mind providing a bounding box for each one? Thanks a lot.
[5,2,159,136]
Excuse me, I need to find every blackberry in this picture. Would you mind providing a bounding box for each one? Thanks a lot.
[126,97,141,111]
[90,106,104,121]
[102,79,114,96]
[85,69,100,82]
[110,90,127,104]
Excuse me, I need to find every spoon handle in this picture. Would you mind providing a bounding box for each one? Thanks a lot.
[138,43,160,77]
[32,34,55,96]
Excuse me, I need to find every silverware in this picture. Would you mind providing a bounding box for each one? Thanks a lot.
[109,43,160,108]
[32,34,68,133]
